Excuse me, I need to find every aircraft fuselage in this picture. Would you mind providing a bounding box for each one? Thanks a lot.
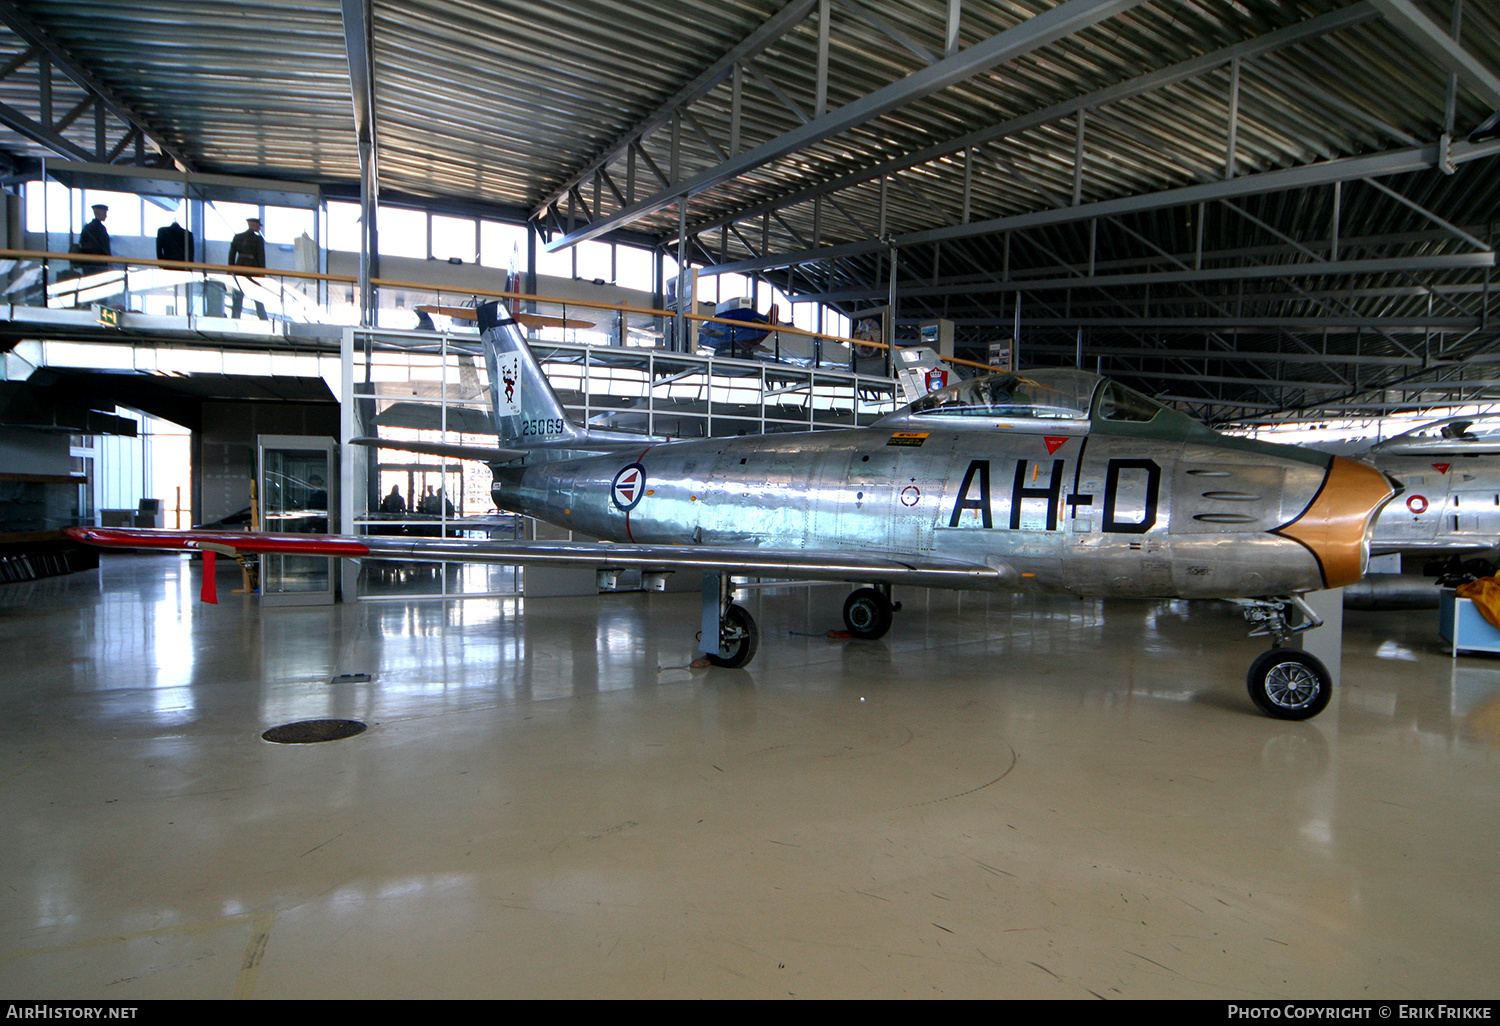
[1367,453,1500,558]
[495,405,1383,601]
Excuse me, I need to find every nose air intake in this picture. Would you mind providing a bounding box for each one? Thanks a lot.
[1275,457,1400,589]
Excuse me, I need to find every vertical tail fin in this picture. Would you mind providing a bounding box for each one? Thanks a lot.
[477,301,587,449]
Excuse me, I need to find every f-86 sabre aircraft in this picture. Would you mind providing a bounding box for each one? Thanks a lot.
[67,302,1397,720]
[1357,416,1500,566]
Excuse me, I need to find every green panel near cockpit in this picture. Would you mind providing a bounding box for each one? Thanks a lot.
[1090,401,1330,469]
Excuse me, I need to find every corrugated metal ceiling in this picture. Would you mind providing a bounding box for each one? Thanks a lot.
[1,0,1499,418]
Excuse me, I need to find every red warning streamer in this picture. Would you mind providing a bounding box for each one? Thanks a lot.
[201,549,219,604]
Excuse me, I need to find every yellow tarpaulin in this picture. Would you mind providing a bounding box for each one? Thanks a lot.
[1455,577,1500,629]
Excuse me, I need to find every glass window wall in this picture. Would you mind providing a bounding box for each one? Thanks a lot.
[575,240,613,283]
[205,201,259,242]
[14,181,854,358]
[480,221,528,269]
[431,215,477,263]
[377,205,427,259]
[326,200,361,251]
[264,207,314,247]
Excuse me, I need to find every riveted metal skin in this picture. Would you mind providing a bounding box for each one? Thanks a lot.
[65,306,1399,608]
[491,359,1397,603]
[1358,416,1500,562]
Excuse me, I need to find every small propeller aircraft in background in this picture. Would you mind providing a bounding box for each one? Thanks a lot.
[68,302,1398,720]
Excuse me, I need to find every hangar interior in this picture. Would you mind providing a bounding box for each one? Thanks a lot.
[0,0,1498,999]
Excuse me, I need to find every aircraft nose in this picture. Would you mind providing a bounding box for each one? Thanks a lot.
[1277,456,1400,588]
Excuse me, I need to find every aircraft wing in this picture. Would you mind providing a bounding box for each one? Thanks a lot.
[350,436,528,464]
[350,435,663,464]
[64,527,1005,591]
[414,305,596,330]
[1371,540,1496,557]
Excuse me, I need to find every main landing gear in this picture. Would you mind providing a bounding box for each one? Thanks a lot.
[1237,595,1332,720]
[700,573,759,668]
[842,584,899,640]
[699,577,902,668]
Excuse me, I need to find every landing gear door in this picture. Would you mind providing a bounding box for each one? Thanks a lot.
[258,435,337,606]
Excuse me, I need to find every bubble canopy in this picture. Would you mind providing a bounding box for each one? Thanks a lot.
[897,369,1163,424]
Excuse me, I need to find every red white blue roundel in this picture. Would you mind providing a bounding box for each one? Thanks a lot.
[611,463,647,511]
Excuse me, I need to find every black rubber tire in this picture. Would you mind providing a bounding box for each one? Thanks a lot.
[705,604,759,668]
[1247,648,1332,720]
[842,587,894,640]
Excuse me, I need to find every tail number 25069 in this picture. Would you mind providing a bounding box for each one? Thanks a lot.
[520,418,566,437]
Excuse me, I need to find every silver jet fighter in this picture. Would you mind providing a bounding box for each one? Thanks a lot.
[1357,416,1500,566]
[67,301,1398,721]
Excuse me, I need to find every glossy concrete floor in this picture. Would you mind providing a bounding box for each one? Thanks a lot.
[1,553,1497,1000]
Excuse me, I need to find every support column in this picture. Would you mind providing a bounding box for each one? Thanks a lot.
[886,245,897,378]
[674,201,689,353]
[1295,587,1344,689]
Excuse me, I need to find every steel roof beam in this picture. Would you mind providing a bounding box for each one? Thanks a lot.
[710,137,1500,276]
[531,0,821,221]
[857,223,1491,291]
[973,316,1480,331]
[341,0,377,165]
[543,0,1146,251]
[1015,343,1432,366]
[833,0,939,65]
[796,253,1495,303]
[341,0,380,325]
[1370,0,1500,111]
[0,0,191,168]
[686,3,1380,242]
[0,98,92,162]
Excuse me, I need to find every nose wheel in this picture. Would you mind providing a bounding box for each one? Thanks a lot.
[1238,595,1333,720]
[1247,648,1331,720]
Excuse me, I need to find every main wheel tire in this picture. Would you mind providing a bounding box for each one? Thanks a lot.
[1247,648,1331,720]
[843,587,894,640]
[705,604,759,668]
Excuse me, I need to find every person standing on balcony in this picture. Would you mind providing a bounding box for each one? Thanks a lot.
[76,204,112,270]
[228,216,267,319]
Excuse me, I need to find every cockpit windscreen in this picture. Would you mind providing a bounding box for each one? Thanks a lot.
[909,369,1099,421]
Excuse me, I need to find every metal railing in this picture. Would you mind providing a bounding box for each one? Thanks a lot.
[0,246,1001,375]
[343,325,900,600]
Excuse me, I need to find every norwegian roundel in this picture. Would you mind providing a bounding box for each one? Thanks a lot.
[611,463,647,512]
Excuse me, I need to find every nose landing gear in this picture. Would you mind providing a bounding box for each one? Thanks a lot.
[1237,595,1332,720]
[1246,648,1331,719]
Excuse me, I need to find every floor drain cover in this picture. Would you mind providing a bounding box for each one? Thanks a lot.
[330,673,371,684]
[262,719,368,744]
